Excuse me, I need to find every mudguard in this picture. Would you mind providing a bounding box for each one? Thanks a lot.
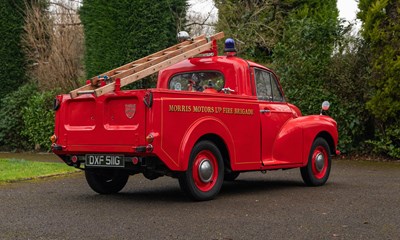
[272,115,338,166]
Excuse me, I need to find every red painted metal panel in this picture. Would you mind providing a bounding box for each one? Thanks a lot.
[54,91,146,153]
[147,91,261,171]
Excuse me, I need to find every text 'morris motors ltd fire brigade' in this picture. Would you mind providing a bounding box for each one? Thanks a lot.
[51,32,339,201]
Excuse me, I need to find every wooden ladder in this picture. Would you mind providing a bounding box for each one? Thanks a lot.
[70,32,224,98]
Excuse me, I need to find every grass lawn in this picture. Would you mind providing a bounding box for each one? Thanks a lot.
[0,158,79,183]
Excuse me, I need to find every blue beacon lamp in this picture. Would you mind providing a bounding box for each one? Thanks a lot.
[224,38,237,56]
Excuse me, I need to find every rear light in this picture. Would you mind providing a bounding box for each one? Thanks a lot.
[146,133,154,143]
[132,157,139,165]
[146,132,159,144]
[71,155,78,163]
[50,134,57,144]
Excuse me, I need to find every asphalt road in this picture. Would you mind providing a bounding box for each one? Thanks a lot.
[1,159,399,240]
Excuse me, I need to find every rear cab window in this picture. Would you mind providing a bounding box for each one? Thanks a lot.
[169,71,225,92]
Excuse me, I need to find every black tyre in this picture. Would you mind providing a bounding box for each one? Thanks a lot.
[224,171,240,181]
[179,141,224,201]
[85,169,129,194]
[300,137,331,186]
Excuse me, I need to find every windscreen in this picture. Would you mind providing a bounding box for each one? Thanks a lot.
[169,71,225,92]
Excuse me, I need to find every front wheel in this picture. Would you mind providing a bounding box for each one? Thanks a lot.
[85,169,129,194]
[179,141,224,201]
[300,137,331,186]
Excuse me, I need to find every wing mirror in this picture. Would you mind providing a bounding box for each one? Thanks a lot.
[320,101,330,115]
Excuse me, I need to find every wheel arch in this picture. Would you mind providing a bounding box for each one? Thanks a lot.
[178,117,235,171]
[315,131,335,156]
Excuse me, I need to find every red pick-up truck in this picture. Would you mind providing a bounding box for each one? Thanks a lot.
[51,37,339,201]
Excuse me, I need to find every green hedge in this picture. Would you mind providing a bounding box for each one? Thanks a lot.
[80,0,187,79]
[0,0,27,97]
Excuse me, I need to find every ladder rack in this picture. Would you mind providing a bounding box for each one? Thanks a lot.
[70,32,224,98]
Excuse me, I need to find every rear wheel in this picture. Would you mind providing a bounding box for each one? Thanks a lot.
[301,138,331,186]
[179,141,224,201]
[85,169,129,194]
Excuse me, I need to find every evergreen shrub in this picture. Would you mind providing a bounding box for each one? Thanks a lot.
[80,0,187,84]
[0,0,27,97]
[0,84,37,150]
[22,90,56,151]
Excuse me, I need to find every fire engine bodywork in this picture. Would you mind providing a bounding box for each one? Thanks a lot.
[52,55,339,200]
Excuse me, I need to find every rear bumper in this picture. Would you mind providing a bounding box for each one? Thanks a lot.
[51,144,151,155]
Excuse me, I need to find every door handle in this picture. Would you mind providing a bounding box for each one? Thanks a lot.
[260,109,271,113]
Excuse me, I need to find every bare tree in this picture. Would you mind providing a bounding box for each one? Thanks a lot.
[186,9,216,36]
[22,0,84,92]
[186,0,217,36]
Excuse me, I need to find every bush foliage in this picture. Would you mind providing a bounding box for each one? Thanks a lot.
[273,1,338,112]
[22,90,56,151]
[326,32,372,152]
[358,0,400,158]
[215,0,287,63]
[0,84,57,151]
[0,84,37,150]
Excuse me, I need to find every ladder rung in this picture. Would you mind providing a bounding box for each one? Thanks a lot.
[77,90,95,95]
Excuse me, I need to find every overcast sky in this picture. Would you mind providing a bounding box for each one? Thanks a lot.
[337,0,359,21]
[188,0,360,22]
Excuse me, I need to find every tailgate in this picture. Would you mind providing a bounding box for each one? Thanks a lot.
[54,91,146,153]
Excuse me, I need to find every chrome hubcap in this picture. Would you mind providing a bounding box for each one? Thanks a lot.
[315,153,325,172]
[198,159,213,183]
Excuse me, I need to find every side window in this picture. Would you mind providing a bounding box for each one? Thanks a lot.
[255,69,272,101]
[270,74,284,102]
[169,71,224,92]
[254,68,284,102]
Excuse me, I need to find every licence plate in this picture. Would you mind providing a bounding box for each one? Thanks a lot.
[85,154,125,167]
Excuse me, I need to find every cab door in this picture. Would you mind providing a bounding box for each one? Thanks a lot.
[253,68,295,165]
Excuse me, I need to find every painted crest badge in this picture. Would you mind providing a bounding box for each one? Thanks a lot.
[125,104,136,119]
